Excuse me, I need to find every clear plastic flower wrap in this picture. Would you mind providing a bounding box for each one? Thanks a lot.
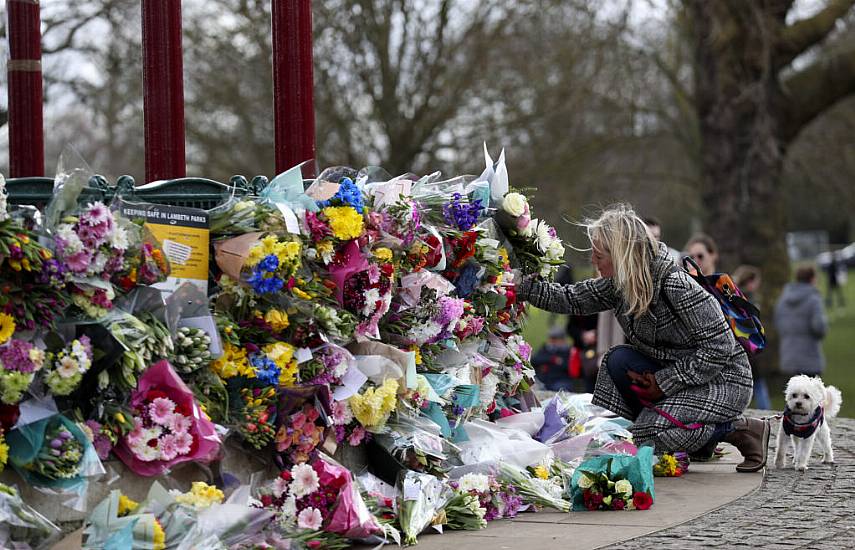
[396,470,453,545]
[496,461,571,513]
[0,482,62,550]
[369,414,460,481]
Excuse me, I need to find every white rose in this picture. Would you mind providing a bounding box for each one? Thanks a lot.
[502,192,528,217]
[547,239,565,261]
[615,479,633,495]
[577,474,594,489]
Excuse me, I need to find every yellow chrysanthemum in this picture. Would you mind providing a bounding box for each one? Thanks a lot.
[350,379,399,428]
[117,494,138,517]
[497,247,509,266]
[323,206,364,241]
[264,309,290,332]
[533,465,549,480]
[374,247,393,262]
[153,520,166,550]
[0,313,15,345]
[175,481,224,509]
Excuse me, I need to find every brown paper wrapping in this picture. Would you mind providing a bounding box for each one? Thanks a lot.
[213,231,265,281]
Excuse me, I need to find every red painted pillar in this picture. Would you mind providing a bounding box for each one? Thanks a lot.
[142,0,186,182]
[272,0,316,176]
[6,0,44,177]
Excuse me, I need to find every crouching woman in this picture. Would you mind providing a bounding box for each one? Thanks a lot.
[517,205,769,472]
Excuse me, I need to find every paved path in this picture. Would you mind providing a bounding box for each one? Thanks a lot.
[414,442,761,550]
[611,413,855,549]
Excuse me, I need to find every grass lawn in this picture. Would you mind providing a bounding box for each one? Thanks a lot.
[522,270,855,417]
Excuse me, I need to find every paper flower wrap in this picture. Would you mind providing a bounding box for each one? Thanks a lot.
[114,360,221,476]
[569,446,655,512]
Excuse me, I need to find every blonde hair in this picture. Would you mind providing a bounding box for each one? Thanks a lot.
[583,204,658,316]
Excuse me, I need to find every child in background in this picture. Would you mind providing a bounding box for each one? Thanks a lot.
[533,326,575,392]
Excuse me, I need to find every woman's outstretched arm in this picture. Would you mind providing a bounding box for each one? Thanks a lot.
[517,275,618,315]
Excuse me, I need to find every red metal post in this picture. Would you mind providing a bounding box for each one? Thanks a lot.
[6,0,45,177]
[272,0,316,176]
[142,0,186,182]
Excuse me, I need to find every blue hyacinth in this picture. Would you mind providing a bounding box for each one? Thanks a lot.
[258,253,280,273]
[316,177,365,213]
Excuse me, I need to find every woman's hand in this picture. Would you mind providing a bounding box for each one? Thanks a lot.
[627,370,664,402]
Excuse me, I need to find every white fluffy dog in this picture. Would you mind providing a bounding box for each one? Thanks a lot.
[774,375,842,471]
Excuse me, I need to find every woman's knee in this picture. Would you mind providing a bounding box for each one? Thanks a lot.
[605,345,637,376]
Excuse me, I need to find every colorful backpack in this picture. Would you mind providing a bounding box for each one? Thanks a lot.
[663,257,766,356]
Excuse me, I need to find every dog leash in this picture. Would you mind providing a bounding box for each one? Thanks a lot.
[637,397,705,430]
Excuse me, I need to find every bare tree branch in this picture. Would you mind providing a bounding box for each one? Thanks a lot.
[782,45,855,142]
[776,0,855,68]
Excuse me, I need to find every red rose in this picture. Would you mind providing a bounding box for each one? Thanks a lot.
[260,494,274,507]
[633,492,653,510]
[145,389,169,402]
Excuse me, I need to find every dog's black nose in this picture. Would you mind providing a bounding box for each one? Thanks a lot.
[795,401,802,408]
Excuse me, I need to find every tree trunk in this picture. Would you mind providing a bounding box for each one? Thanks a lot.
[689,1,792,368]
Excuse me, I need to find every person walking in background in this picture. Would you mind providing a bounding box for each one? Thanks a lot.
[685,233,719,276]
[775,266,828,377]
[733,265,771,410]
[532,326,574,392]
[825,253,846,309]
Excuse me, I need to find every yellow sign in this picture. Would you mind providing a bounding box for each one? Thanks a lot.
[119,202,210,295]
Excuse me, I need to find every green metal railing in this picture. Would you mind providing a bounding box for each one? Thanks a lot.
[5,174,271,211]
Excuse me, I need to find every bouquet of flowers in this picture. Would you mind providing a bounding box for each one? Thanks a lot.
[444,490,487,531]
[114,360,220,476]
[451,472,524,521]
[6,414,103,491]
[494,191,565,276]
[496,462,571,512]
[114,237,170,291]
[653,452,689,477]
[275,403,324,464]
[349,378,399,431]
[0,339,45,404]
[570,447,655,512]
[41,335,93,396]
[0,482,62,549]
[245,234,303,295]
[52,201,130,316]
[396,470,453,545]
[256,456,381,545]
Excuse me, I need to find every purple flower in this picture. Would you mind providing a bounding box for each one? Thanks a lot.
[76,224,107,248]
[436,296,465,327]
[454,263,481,297]
[0,339,38,372]
[443,193,483,230]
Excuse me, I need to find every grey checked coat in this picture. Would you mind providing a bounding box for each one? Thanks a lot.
[519,243,753,452]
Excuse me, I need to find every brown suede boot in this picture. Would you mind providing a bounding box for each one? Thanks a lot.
[723,417,770,473]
